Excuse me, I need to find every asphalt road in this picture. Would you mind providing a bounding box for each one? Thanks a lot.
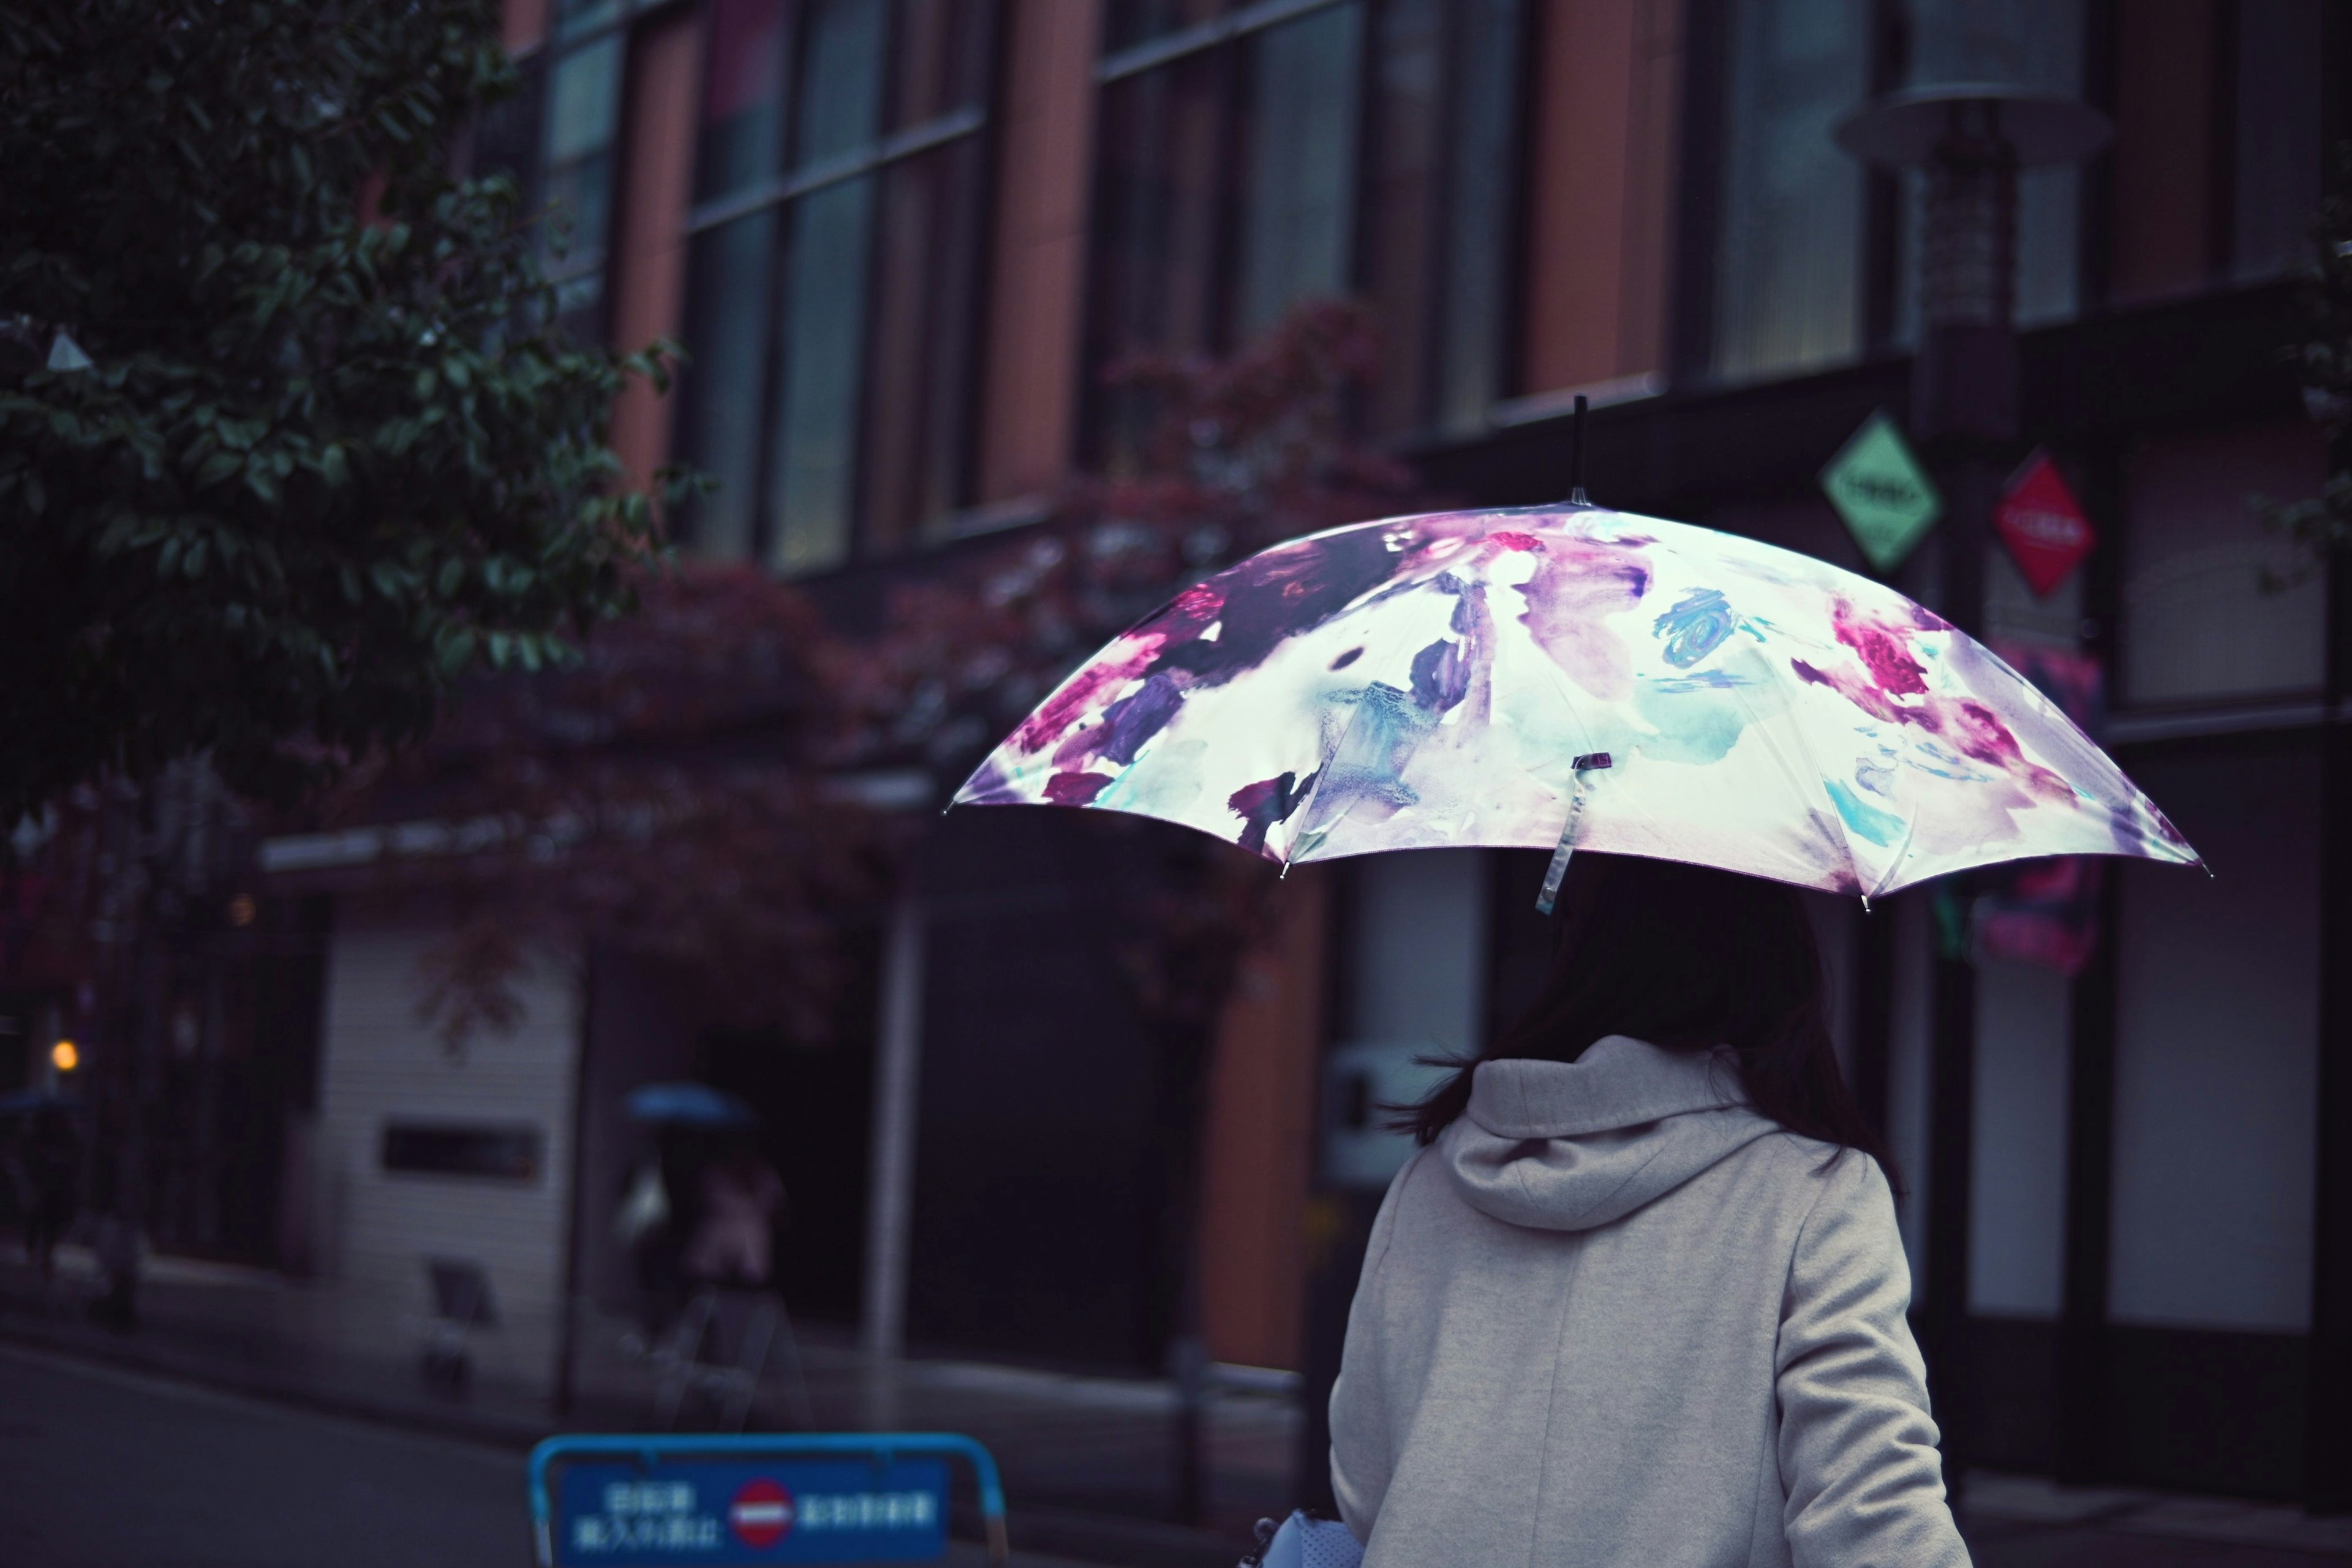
[0,1344,1117,1568]
[1,1340,2339,1568]
[0,1343,530,1568]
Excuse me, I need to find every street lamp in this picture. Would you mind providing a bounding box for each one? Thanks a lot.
[1838,85,2111,470]
[1834,82,2111,1497]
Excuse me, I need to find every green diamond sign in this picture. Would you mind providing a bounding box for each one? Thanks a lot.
[1820,410,1942,572]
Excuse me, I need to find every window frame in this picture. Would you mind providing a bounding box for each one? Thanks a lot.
[1672,0,2104,388]
[673,0,1004,573]
[1080,0,1534,461]
[511,0,679,345]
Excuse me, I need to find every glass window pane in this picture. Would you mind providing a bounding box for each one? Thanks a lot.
[470,54,547,208]
[770,177,878,573]
[1362,0,1442,434]
[676,213,780,562]
[1234,3,1365,337]
[1896,0,2084,333]
[558,0,625,40]
[2119,426,2326,707]
[2230,0,2324,283]
[863,138,989,549]
[1431,0,1522,432]
[1088,53,1232,468]
[1714,0,1868,382]
[890,0,993,131]
[1104,0,1224,55]
[699,0,793,200]
[545,33,624,167]
[794,0,888,167]
[542,33,625,337]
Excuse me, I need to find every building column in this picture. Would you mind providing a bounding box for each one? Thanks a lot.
[2308,546,2352,1511]
[859,879,927,1428]
[2053,448,2125,1486]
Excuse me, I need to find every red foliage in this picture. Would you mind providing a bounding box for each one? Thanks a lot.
[331,301,1427,1054]
[839,300,1423,781]
[840,298,1428,1050]
[330,562,882,1048]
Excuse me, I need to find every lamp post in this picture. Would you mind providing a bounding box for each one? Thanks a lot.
[1834,83,2109,1499]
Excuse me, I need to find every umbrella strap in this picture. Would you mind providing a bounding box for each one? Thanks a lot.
[1536,753,1613,915]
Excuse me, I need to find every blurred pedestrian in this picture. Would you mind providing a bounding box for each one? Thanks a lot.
[19,1107,80,1282]
[614,1132,687,1339]
[1329,853,1967,1566]
[684,1136,783,1291]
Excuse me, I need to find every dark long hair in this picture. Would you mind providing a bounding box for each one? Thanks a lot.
[1405,853,1897,1188]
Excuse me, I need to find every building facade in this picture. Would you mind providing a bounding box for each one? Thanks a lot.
[251,0,2345,1506]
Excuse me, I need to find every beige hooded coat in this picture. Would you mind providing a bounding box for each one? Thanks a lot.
[1329,1035,1969,1568]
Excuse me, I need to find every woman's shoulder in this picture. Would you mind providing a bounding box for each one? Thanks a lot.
[1730,1125,1894,1207]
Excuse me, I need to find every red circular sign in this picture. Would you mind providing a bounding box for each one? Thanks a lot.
[729,1478,794,1548]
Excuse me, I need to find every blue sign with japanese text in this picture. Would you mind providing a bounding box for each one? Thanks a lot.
[554,1458,950,1566]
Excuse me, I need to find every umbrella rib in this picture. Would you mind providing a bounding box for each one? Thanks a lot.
[1725,647,1873,899]
[1278,608,1428,868]
[1279,700,1363,872]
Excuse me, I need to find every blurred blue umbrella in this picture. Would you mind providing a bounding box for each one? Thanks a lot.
[624,1082,757,1128]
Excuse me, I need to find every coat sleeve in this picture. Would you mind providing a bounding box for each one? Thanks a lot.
[1775,1153,1971,1568]
[1327,1152,1420,1544]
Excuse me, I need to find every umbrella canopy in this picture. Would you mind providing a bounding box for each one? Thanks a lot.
[955,504,2196,901]
[623,1082,758,1128]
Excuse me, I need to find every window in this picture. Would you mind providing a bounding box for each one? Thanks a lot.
[2225,0,2326,285]
[673,0,995,573]
[473,0,657,344]
[1704,0,2092,385]
[1710,0,1872,383]
[382,1122,545,1182]
[2118,426,2326,709]
[1087,0,1526,464]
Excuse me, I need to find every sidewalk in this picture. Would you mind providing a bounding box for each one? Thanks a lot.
[1,1245,2346,1566]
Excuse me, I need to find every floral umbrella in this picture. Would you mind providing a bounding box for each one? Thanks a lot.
[953,505,2196,905]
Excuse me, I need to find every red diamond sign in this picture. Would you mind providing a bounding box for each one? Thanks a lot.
[1994,451,2095,598]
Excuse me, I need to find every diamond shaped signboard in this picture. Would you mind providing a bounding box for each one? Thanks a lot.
[1820,411,1942,573]
[1994,449,2095,598]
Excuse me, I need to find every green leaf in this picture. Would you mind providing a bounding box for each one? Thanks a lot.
[437,627,478,674]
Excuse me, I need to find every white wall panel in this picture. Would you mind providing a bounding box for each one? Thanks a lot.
[1968,956,2070,1317]
[314,896,581,1390]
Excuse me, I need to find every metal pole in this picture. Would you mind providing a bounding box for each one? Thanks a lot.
[1911,106,2023,1506]
[861,878,926,1428]
[553,956,595,1419]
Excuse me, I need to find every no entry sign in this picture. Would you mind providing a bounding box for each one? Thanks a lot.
[729,1480,793,1549]
[554,1458,949,1565]
[1994,451,2095,598]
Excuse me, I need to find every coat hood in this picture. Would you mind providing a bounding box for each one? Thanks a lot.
[1437,1036,1778,1231]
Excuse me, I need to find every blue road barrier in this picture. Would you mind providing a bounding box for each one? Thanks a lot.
[529,1433,1009,1568]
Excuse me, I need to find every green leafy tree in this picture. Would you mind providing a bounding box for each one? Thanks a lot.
[0,0,677,823]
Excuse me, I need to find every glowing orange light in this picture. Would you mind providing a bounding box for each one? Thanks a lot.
[50,1040,78,1072]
